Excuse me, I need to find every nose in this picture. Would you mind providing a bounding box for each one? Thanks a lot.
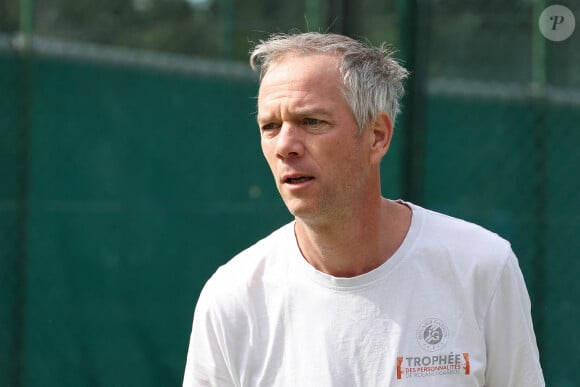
[275,123,305,159]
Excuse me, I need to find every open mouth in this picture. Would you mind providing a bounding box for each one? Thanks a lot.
[285,176,314,184]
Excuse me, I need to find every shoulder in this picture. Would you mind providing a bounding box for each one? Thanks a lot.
[198,222,294,309]
[414,204,512,264]
[405,204,520,322]
[406,204,514,296]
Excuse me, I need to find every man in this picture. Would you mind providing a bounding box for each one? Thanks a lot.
[183,32,544,386]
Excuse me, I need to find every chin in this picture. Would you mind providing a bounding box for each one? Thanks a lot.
[283,200,316,218]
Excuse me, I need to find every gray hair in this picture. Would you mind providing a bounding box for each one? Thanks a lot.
[250,32,409,133]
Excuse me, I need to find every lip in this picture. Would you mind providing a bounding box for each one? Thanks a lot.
[280,172,315,187]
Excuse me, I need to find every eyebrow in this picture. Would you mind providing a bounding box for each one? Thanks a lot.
[292,107,331,118]
[256,106,332,125]
[256,114,271,124]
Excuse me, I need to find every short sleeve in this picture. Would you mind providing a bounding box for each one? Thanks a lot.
[183,282,236,387]
[483,250,545,386]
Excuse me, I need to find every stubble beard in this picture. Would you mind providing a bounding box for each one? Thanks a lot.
[283,185,358,230]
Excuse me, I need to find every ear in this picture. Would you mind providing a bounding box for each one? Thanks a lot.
[369,112,393,165]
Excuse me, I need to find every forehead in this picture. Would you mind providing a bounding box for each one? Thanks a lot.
[257,54,344,113]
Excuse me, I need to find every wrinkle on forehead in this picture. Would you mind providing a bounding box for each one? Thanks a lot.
[257,54,344,121]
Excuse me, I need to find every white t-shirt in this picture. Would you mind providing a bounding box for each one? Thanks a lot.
[183,203,544,386]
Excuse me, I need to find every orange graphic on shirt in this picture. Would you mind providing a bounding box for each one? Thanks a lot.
[396,352,471,380]
[397,357,404,379]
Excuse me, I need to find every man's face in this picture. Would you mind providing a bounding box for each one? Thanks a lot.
[257,53,375,223]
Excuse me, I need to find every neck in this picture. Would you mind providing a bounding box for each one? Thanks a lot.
[294,198,412,278]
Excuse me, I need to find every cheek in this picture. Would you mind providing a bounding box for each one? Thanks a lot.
[261,142,277,170]
[260,139,271,157]
[332,138,361,162]
[339,142,370,179]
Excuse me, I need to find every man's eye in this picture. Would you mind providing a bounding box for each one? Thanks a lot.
[303,118,321,125]
[262,123,279,131]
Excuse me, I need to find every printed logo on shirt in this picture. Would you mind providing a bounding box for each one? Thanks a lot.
[396,352,470,379]
[416,318,449,352]
[397,318,470,380]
